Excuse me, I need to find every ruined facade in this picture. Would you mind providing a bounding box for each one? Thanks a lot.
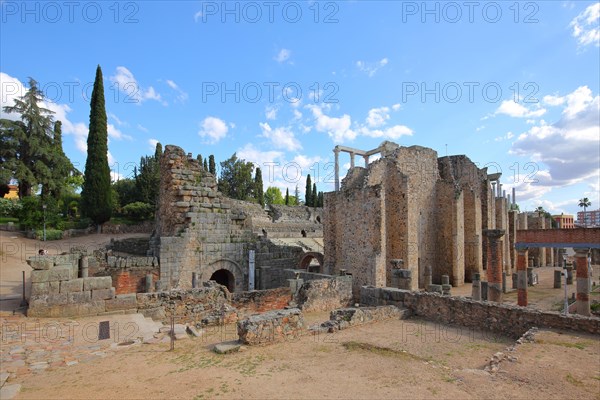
[151,145,323,292]
[324,141,516,295]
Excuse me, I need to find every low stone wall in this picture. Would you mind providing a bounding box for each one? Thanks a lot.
[232,287,292,316]
[311,306,407,333]
[108,237,151,256]
[295,275,353,312]
[26,256,134,318]
[237,308,304,345]
[101,221,154,234]
[360,286,600,337]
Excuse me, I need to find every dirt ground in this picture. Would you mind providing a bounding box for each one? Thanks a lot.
[5,315,600,400]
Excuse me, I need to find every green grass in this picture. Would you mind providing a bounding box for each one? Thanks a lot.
[0,217,18,223]
[109,217,140,225]
[537,339,591,350]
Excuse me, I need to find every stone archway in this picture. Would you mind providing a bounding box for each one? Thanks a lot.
[298,252,324,273]
[203,259,244,292]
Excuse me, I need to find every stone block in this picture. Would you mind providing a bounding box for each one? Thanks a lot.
[60,278,84,293]
[47,293,68,305]
[105,294,137,311]
[26,257,53,270]
[31,281,60,296]
[91,287,115,301]
[213,340,241,354]
[83,276,112,291]
[68,291,91,303]
[31,267,71,283]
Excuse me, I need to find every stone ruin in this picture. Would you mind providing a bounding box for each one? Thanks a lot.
[324,141,520,296]
[150,145,325,292]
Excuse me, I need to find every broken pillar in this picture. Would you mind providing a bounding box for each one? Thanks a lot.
[424,265,433,288]
[472,273,481,300]
[502,272,507,294]
[575,248,591,317]
[393,269,412,290]
[145,274,153,293]
[484,229,505,303]
[79,255,89,278]
[516,248,528,307]
[527,267,534,286]
[481,281,488,301]
[566,264,574,285]
[192,272,198,288]
[554,270,562,289]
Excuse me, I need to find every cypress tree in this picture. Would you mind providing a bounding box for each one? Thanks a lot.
[312,183,317,208]
[203,159,208,171]
[81,65,112,229]
[254,167,264,206]
[317,191,324,207]
[48,120,73,199]
[305,174,312,206]
[294,184,300,205]
[197,154,203,167]
[209,155,216,175]
[285,188,289,205]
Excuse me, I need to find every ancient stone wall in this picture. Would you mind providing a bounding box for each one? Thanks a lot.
[361,286,599,337]
[295,275,353,312]
[325,142,500,294]
[237,308,304,345]
[153,145,324,292]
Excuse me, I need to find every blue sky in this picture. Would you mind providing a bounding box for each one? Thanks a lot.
[1,1,599,217]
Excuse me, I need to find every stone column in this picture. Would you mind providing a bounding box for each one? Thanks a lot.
[516,248,528,307]
[334,147,340,191]
[363,155,369,166]
[424,265,433,288]
[350,152,355,169]
[192,272,198,288]
[146,274,153,293]
[575,248,591,317]
[471,273,481,300]
[484,229,505,303]
[79,255,89,278]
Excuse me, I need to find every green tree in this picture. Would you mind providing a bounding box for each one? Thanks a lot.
[113,178,137,208]
[1,78,56,198]
[46,120,74,199]
[254,167,264,206]
[218,153,255,201]
[285,188,290,205]
[81,65,112,228]
[203,158,208,171]
[264,186,285,205]
[197,154,203,167]
[135,142,161,207]
[312,183,317,207]
[317,191,324,207]
[209,155,216,175]
[305,174,312,206]
[294,184,301,205]
[578,197,591,227]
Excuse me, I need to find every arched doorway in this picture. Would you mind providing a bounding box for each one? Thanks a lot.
[209,269,235,292]
[298,252,324,273]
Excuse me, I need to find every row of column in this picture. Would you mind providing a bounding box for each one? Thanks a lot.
[483,230,591,317]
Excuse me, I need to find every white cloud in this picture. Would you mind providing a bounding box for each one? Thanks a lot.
[259,122,302,151]
[392,103,401,111]
[570,3,600,47]
[198,116,229,144]
[110,66,163,104]
[359,124,413,140]
[356,58,388,77]
[265,106,278,120]
[274,48,291,63]
[293,109,303,120]
[366,106,390,128]
[193,10,203,22]
[495,100,547,118]
[107,123,132,141]
[543,94,566,106]
[166,79,188,103]
[137,124,149,133]
[148,138,159,150]
[494,131,515,142]
[307,105,356,143]
[510,86,600,188]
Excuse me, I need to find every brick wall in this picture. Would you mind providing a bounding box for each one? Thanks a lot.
[232,287,292,315]
[113,269,159,294]
[516,228,600,245]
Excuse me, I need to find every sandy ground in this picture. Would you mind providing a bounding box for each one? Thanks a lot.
[4,315,599,400]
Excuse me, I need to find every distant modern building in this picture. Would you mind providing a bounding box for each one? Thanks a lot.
[577,209,600,227]
[552,214,574,229]
[2,184,18,199]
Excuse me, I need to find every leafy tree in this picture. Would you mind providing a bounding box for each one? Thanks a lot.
[1,78,56,198]
[203,159,208,171]
[254,167,264,206]
[317,191,324,207]
[122,201,154,221]
[197,154,203,167]
[578,197,591,227]
[285,188,290,205]
[218,153,255,201]
[294,184,301,205]
[305,174,312,206]
[535,206,545,217]
[312,183,317,207]
[264,186,285,205]
[81,65,112,227]
[135,142,161,207]
[113,178,137,208]
[209,155,216,175]
[46,120,74,199]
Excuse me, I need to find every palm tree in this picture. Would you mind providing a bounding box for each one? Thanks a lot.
[535,206,545,217]
[578,197,591,227]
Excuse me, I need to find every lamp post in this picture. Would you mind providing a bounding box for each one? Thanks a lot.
[42,204,47,242]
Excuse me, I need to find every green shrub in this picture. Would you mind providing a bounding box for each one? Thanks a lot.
[16,196,61,230]
[35,229,64,241]
[0,198,22,217]
[121,202,154,221]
